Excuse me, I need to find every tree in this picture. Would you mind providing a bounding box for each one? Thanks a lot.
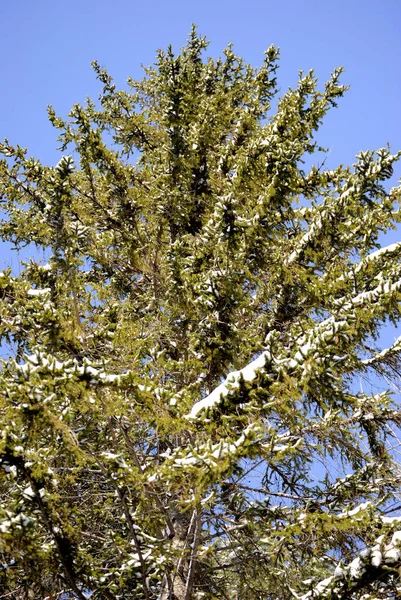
[1,26,401,599]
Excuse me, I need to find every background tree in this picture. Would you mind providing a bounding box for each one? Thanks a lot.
[1,27,401,599]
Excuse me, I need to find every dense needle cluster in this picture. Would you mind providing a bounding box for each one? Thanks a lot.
[1,27,401,599]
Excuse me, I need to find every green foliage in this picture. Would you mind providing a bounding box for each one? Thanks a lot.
[1,26,401,599]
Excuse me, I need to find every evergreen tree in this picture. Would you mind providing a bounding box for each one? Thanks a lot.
[1,27,401,599]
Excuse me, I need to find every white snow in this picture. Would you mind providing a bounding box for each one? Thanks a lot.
[101,452,121,460]
[363,241,401,263]
[300,529,401,598]
[186,313,355,420]
[27,288,51,296]
[150,424,262,480]
[0,513,35,533]
[336,501,371,519]
[363,333,401,365]
[335,278,401,310]
[349,556,364,579]
[22,485,35,499]
[371,548,382,567]
[186,351,271,419]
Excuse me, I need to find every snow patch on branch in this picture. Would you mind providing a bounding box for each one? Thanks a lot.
[186,316,351,420]
[149,424,262,481]
[299,530,401,599]
[186,351,270,419]
[285,184,359,266]
[27,287,51,297]
[358,241,401,267]
[186,332,278,420]
[334,278,401,310]
[0,512,35,533]
[362,334,401,366]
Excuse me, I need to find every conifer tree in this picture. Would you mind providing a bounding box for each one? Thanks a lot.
[1,27,401,599]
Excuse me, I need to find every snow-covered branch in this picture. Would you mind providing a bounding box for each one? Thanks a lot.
[298,530,401,599]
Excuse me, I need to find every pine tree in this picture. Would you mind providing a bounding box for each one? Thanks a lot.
[1,27,401,599]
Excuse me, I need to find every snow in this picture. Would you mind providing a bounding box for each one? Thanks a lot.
[362,241,401,263]
[272,444,289,452]
[172,456,199,467]
[300,529,401,599]
[370,547,382,567]
[2,464,17,476]
[186,314,354,421]
[384,547,401,562]
[336,501,371,519]
[22,485,35,499]
[0,513,35,533]
[101,452,121,460]
[391,531,401,544]
[349,556,365,579]
[186,350,271,419]
[315,576,334,594]
[363,333,401,365]
[381,516,401,525]
[15,351,129,388]
[333,565,345,577]
[150,424,262,479]
[335,278,401,310]
[27,287,51,296]
[286,218,322,265]
[285,184,360,266]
